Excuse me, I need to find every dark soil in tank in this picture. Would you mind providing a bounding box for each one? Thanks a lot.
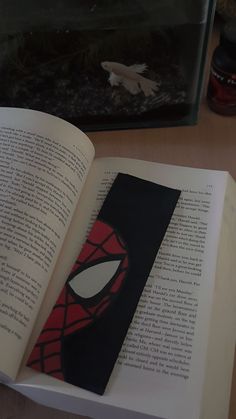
[0,29,192,130]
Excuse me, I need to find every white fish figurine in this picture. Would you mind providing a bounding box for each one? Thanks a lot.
[101,61,158,97]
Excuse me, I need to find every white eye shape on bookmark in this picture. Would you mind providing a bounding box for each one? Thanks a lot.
[68,259,121,299]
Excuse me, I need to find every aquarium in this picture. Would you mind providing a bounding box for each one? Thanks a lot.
[0,0,215,130]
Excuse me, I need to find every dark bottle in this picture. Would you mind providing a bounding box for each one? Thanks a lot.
[207,20,236,115]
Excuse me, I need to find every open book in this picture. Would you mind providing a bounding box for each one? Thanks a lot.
[0,108,235,419]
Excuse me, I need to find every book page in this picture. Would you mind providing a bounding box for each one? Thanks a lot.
[200,174,236,419]
[21,158,228,419]
[0,108,94,380]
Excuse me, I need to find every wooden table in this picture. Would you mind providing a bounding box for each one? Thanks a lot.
[1,26,236,419]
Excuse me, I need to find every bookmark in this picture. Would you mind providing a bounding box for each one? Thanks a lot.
[27,173,180,394]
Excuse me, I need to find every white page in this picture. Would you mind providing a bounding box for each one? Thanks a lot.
[16,158,227,419]
[0,108,94,379]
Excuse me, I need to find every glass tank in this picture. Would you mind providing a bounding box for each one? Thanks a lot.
[0,0,215,130]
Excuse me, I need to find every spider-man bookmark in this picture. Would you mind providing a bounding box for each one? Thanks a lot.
[27,173,180,395]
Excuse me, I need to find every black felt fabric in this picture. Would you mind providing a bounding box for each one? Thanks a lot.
[62,173,180,394]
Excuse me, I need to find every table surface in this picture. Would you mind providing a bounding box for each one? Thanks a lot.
[1,25,236,419]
